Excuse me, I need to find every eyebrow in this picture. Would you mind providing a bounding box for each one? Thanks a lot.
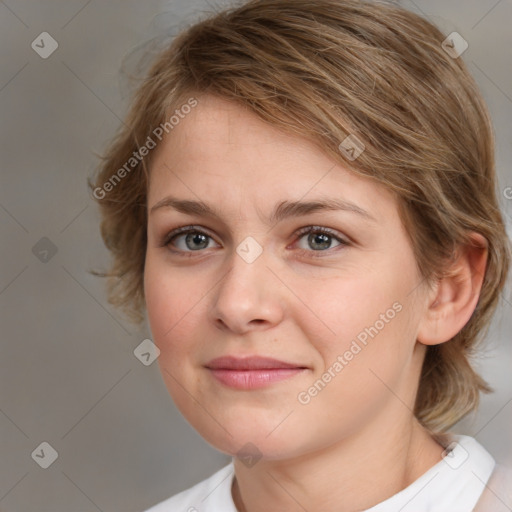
[149,196,376,223]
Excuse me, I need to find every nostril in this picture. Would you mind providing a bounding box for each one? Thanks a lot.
[249,319,266,326]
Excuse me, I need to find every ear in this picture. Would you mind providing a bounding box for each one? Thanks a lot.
[417,233,488,346]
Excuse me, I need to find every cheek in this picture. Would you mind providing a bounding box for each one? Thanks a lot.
[144,260,202,404]
[144,256,189,349]
[300,270,417,379]
[295,273,399,341]
[144,255,213,370]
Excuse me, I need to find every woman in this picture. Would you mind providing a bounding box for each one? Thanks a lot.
[91,0,512,510]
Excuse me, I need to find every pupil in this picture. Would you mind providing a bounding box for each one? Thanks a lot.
[186,232,208,250]
[310,232,331,250]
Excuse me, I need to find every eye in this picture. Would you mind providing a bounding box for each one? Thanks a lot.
[293,226,349,256]
[162,226,219,254]
[161,225,349,257]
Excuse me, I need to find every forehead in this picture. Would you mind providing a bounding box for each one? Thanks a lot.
[148,94,398,223]
[157,94,315,168]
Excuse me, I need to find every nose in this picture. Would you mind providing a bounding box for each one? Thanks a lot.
[210,244,285,334]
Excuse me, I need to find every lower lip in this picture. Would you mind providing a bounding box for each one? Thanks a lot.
[208,368,306,390]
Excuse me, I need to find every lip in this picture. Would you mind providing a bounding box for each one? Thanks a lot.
[206,356,305,370]
[205,356,308,390]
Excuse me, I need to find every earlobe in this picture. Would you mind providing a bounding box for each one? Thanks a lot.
[417,233,488,346]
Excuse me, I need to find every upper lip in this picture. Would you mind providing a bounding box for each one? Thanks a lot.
[205,356,306,370]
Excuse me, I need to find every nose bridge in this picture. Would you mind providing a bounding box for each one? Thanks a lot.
[211,237,283,332]
[219,238,268,307]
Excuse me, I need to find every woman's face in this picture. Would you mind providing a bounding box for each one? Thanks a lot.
[144,94,429,460]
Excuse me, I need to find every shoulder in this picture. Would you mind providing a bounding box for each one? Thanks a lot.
[473,463,512,512]
[365,434,497,512]
[143,462,236,512]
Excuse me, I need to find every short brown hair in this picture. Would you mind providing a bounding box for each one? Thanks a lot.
[90,0,510,432]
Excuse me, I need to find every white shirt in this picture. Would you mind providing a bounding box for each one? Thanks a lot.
[144,435,511,512]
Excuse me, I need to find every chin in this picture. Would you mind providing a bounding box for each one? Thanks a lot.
[185,411,311,462]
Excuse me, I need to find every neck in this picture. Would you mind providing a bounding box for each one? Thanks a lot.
[231,411,444,512]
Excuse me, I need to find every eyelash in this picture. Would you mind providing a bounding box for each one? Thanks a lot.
[160,225,350,258]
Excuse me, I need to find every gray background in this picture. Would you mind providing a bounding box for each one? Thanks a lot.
[0,1,511,511]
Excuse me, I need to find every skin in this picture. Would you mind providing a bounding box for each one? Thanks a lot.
[143,94,488,511]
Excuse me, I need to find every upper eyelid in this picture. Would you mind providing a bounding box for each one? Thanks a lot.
[163,225,217,243]
[164,225,348,247]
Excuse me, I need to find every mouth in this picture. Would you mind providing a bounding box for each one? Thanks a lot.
[204,356,308,390]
